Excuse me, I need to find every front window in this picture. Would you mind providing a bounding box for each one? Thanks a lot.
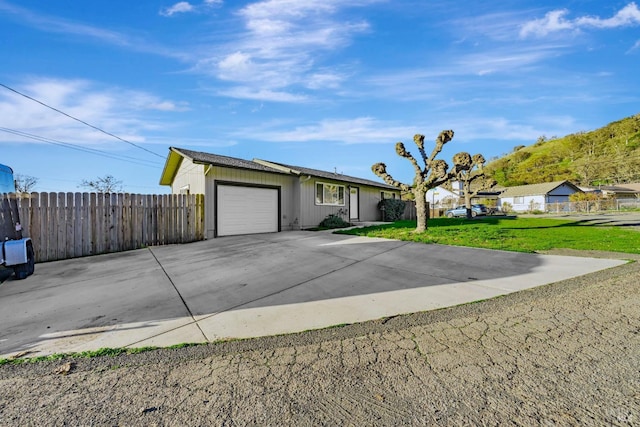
[514,196,524,204]
[381,191,396,200]
[316,182,345,206]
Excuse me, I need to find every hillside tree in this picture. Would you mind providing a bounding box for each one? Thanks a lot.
[373,130,478,232]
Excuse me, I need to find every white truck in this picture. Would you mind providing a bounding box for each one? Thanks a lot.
[1,163,35,279]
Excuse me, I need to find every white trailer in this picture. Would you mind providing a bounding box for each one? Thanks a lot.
[1,164,35,279]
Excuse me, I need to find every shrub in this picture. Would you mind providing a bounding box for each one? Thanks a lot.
[318,214,350,229]
[378,199,406,221]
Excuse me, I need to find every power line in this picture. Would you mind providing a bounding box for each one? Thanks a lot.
[0,127,163,168]
[0,82,165,159]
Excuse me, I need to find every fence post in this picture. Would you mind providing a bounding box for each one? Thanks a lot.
[48,193,59,261]
[28,193,42,262]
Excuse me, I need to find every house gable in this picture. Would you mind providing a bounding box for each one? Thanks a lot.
[499,180,580,199]
[426,186,459,206]
[498,180,581,212]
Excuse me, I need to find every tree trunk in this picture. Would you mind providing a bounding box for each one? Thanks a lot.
[465,190,473,219]
[414,188,428,232]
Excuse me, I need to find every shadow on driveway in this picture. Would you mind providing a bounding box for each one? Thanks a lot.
[0,231,624,357]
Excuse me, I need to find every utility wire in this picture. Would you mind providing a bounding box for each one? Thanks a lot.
[0,127,162,168]
[0,82,165,159]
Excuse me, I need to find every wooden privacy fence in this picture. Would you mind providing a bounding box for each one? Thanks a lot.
[400,201,445,220]
[401,200,416,220]
[1,192,204,263]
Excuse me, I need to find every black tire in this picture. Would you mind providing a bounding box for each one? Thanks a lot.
[446,212,454,218]
[13,242,35,280]
[471,211,477,218]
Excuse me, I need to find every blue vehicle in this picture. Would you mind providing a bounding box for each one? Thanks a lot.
[1,164,35,279]
[0,164,15,193]
[444,204,489,218]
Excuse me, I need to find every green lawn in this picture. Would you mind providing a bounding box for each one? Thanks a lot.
[337,217,640,254]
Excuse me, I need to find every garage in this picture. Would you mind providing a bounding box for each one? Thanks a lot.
[216,184,280,237]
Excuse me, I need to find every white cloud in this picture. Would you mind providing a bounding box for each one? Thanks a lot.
[251,117,417,144]
[451,10,538,42]
[217,87,307,103]
[520,3,640,38]
[217,51,254,81]
[160,2,195,17]
[159,0,223,16]
[306,72,345,89]
[576,3,640,28]
[445,115,582,144]
[456,47,560,75]
[0,78,187,146]
[0,1,189,60]
[263,115,582,147]
[239,0,337,20]
[520,10,574,38]
[196,0,375,101]
[0,1,131,46]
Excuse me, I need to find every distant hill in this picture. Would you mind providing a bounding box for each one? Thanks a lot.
[485,113,640,187]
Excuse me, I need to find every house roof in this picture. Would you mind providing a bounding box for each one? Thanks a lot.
[499,180,581,198]
[254,159,397,190]
[598,184,640,195]
[427,186,458,196]
[159,147,290,185]
[159,147,397,190]
[580,183,640,195]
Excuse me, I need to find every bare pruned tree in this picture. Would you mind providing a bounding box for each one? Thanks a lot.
[372,130,456,232]
[373,130,494,230]
[79,175,123,193]
[14,174,38,193]
[450,153,496,219]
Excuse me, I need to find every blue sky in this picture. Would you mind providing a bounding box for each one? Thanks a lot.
[1,0,639,193]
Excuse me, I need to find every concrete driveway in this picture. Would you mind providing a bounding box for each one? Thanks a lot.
[0,231,625,358]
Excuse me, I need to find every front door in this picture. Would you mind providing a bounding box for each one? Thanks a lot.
[349,187,359,221]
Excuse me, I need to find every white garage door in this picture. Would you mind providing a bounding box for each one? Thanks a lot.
[217,185,279,236]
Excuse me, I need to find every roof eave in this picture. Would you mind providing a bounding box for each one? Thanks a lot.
[253,159,301,175]
[159,148,185,186]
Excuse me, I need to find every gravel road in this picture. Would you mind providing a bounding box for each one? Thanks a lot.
[1,251,638,426]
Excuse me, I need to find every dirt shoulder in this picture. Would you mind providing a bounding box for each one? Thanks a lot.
[1,252,639,425]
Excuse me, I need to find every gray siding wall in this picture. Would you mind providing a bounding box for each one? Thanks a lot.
[204,167,297,238]
[170,157,206,195]
[299,178,346,229]
[358,186,388,221]
[299,179,395,228]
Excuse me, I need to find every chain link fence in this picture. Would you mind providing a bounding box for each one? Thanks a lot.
[539,199,640,214]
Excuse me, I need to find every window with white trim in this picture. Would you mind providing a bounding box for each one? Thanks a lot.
[316,182,345,206]
[381,191,396,200]
[513,196,524,204]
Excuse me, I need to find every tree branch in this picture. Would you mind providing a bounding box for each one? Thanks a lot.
[371,163,411,192]
[395,142,423,179]
[413,134,429,168]
[428,130,455,165]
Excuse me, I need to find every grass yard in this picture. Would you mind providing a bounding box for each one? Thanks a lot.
[338,217,640,254]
